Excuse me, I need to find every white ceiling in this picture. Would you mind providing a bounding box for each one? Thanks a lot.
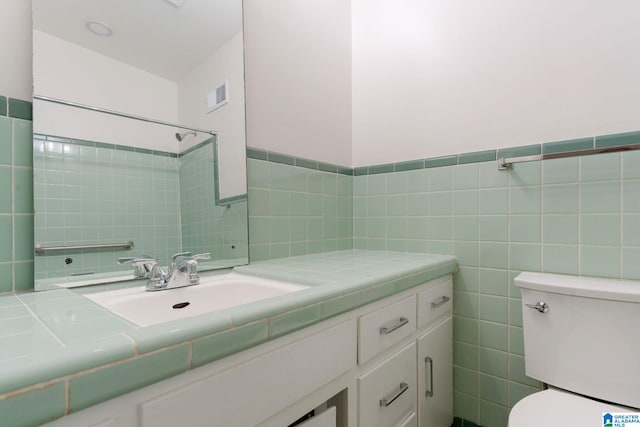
[32,0,242,82]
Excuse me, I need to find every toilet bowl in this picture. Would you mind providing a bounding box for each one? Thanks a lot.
[508,272,640,427]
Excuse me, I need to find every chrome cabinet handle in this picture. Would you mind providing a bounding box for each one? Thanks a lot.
[425,356,434,397]
[379,382,409,407]
[430,295,450,309]
[525,301,549,313]
[379,317,409,335]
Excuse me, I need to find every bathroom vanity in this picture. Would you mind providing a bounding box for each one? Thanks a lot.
[0,250,456,427]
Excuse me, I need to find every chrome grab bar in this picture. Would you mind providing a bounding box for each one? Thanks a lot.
[379,317,409,335]
[379,382,409,407]
[35,240,134,255]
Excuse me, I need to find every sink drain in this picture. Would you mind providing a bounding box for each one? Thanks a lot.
[172,302,190,309]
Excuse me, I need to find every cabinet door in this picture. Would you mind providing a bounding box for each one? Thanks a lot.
[417,317,452,427]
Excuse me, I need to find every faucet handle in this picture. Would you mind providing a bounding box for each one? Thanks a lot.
[117,256,158,278]
[117,256,137,264]
[118,255,157,264]
[180,254,211,285]
[171,252,192,262]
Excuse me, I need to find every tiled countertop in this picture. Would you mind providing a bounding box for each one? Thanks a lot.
[0,250,456,426]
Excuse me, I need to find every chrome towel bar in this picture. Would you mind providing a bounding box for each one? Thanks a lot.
[498,143,640,170]
[34,241,134,255]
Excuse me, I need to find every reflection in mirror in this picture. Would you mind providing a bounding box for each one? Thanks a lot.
[32,0,248,290]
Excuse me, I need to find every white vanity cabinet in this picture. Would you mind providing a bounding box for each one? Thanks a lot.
[43,275,452,427]
[355,277,453,427]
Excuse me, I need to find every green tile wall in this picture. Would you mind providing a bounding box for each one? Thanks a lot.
[351,151,640,427]
[33,135,182,279]
[247,158,353,261]
[0,101,34,293]
[4,91,639,426]
[179,140,248,260]
[0,96,7,116]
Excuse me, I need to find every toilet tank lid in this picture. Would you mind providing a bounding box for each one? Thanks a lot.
[515,272,640,303]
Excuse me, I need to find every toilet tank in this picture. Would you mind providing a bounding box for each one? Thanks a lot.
[515,272,640,409]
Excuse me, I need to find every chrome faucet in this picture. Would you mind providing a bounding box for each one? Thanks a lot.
[118,252,211,291]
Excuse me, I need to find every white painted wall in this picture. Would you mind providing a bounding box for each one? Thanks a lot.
[0,0,32,100]
[33,30,180,152]
[34,31,179,121]
[243,0,352,167]
[352,0,640,166]
[10,1,640,168]
[178,32,247,198]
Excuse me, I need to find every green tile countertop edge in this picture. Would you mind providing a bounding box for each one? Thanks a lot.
[0,249,457,425]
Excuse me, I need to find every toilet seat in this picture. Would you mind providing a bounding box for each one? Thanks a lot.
[508,389,634,427]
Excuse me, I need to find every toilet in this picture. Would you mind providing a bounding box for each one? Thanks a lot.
[508,272,640,427]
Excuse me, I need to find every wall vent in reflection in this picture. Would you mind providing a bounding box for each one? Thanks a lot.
[207,80,229,113]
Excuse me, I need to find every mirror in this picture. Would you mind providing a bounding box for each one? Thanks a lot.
[32,0,248,290]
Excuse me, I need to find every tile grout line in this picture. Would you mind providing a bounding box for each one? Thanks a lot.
[64,379,70,415]
[11,119,15,292]
[619,154,624,278]
[506,163,514,413]
[577,158,582,275]
[15,297,67,348]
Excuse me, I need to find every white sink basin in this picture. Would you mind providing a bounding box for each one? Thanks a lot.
[83,272,308,326]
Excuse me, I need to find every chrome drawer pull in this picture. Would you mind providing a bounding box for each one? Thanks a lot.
[425,356,434,397]
[379,317,409,335]
[379,382,409,407]
[430,295,450,309]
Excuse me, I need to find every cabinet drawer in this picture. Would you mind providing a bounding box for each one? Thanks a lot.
[358,296,416,364]
[417,279,452,329]
[358,342,417,427]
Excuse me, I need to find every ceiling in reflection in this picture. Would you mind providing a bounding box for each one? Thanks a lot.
[32,0,242,81]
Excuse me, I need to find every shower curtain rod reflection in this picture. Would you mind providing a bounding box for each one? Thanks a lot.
[34,95,218,136]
